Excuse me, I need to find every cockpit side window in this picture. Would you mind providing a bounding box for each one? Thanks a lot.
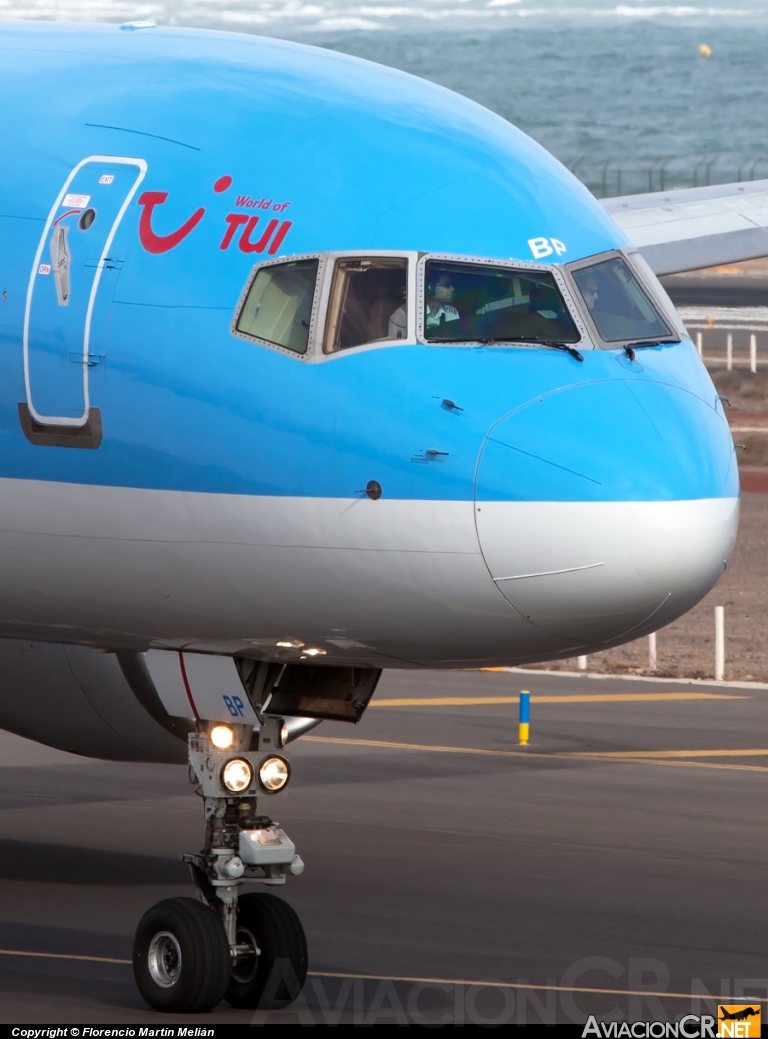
[422,260,580,344]
[235,258,319,355]
[627,252,686,339]
[572,257,671,343]
[324,258,408,353]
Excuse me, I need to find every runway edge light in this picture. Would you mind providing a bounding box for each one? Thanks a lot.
[519,690,530,746]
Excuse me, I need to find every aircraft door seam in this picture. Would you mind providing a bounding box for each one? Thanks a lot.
[22,154,147,430]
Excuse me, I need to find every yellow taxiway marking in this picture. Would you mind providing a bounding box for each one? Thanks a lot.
[311,969,768,1003]
[0,950,758,1004]
[0,947,131,965]
[306,735,551,757]
[305,736,768,774]
[371,693,744,707]
[0,951,756,1005]
[568,747,768,759]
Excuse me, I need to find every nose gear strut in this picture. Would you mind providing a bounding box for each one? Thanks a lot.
[132,717,308,1012]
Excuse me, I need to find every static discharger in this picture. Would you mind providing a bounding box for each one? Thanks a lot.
[518,690,530,746]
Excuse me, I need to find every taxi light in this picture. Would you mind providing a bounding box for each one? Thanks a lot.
[210,724,236,750]
[222,758,253,793]
[258,756,290,793]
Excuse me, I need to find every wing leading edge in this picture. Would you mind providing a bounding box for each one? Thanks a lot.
[601,179,768,275]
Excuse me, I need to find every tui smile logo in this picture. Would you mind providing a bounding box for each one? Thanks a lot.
[136,175,292,256]
[717,1005,761,1038]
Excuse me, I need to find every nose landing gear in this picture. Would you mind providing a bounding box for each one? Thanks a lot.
[132,720,307,1013]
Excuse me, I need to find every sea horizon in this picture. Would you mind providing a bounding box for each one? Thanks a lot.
[2,1,766,196]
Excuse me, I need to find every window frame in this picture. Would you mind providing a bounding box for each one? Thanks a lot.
[415,253,590,348]
[232,251,419,362]
[564,248,683,350]
[231,249,683,359]
[230,253,327,361]
[316,250,419,359]
[321,253,413,355]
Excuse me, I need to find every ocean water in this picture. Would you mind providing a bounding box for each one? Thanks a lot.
[2,0,767,196]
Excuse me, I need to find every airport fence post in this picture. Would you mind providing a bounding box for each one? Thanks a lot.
[750,333,757,373]
[696,332,703,358]
[648,632,657,671]
[726,333,733,371]
[577,655,587,671]
[518,690,530,746]
[715,606,725,681]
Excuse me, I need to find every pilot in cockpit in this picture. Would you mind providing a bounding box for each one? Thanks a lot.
[579,274,599,311]
[425,271,460,329]
[387,284,408,340]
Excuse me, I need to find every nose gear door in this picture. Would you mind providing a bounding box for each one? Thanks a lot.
[23,155,147,428]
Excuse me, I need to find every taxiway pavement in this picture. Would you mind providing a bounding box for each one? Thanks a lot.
[0,667,766,1025]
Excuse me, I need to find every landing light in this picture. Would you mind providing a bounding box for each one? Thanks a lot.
[259,756,290,793]
[276,639,304,648]
[302,647,326,657]
[222,758,253,793]
[210,724,236,750]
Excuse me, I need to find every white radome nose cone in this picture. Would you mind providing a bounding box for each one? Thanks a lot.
[625,499,738,593]
[475,376,739,648]
[477,497,739,645]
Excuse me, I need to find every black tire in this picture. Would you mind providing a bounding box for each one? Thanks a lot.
[226,892,308,1009]
[133,896,230,1012]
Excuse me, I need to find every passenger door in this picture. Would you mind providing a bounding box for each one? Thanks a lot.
[23,155,146,429]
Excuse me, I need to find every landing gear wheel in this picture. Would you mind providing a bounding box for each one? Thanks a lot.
[226,892,308,1009]
[133,896,230,1012]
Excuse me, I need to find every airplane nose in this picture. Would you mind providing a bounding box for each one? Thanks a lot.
[475,378,739,646]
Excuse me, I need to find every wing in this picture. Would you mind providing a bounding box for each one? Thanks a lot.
[601,179,768,276]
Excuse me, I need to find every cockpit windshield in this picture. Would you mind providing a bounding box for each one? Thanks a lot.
[572,257,671,343]
[422,261,580,344]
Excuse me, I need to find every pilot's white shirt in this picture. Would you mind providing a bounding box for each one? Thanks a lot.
[388,305,407,339]
[426,304,460,327]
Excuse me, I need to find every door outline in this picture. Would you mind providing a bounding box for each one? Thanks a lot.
[23,155,148,428]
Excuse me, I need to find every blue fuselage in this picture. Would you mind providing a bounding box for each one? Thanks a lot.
[0,22,738,668]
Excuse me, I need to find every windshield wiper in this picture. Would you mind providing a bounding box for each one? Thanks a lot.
[428,335,584,361]
[622,338,681,361]
[476,336,584,361]
[623,338,682,351]
[540,340,584,362]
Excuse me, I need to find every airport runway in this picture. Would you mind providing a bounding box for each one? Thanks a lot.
[1,667,767,1025]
